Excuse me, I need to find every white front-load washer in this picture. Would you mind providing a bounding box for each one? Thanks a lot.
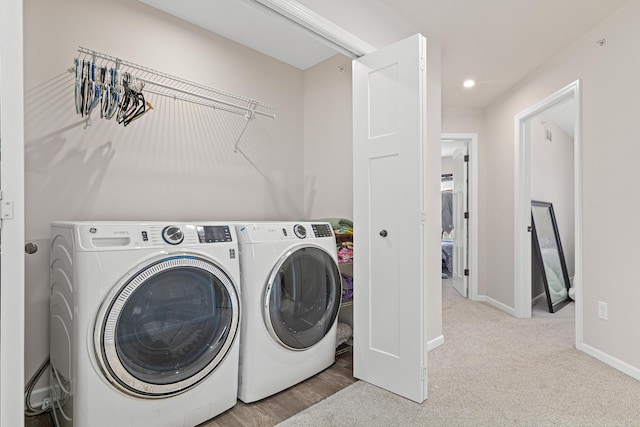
[49,221,241,427]
[234,222,342,403]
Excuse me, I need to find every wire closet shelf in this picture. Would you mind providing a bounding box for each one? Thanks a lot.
[76,46,276,150]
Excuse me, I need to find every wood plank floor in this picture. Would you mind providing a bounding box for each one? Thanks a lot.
[201,349,355,426]
[25,350,355,427]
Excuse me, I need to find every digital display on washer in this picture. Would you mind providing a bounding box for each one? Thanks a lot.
[312,224,333,238]
[196,226,232,243]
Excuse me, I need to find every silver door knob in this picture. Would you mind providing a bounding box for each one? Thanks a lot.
[379,230,388,237]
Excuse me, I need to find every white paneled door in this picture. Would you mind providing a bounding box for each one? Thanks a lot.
[353,34,429,403]
[0,0,26,425]
[451,146,468,297]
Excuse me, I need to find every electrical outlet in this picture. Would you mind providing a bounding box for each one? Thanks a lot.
[41,397,51,410]
[598,301,608,320]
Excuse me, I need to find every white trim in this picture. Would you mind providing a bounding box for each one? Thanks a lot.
[513,80,583,348]
[514,80,582,320]
[441,133,479,302]
[0,0,26,425]
[249,0,376,58]
[475,295,517,317]
[573,83,584,349]
[513,112,531,319]
[427,335,444,352]
[579,343,640,381]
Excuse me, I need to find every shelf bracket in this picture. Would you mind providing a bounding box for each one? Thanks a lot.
[233,101,258,153]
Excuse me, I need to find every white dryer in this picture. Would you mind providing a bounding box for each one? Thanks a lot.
[49,222,241,427]
[234,222,341,403]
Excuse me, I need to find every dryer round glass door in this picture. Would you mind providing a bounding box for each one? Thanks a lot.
[264,246,341,350]
[95,255,240,398]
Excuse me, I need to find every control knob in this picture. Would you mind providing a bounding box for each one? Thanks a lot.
[162,225,184,245]
[293,224,307,239]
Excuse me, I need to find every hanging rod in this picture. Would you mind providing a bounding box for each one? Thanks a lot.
[76,46,276,120]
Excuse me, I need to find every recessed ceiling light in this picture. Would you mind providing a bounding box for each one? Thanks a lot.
[463,79,476,88]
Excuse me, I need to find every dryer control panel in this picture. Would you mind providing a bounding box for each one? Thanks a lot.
[235,222,334,244]
[311,223,333,238]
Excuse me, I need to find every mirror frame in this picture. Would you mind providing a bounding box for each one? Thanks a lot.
[531,200,572,313]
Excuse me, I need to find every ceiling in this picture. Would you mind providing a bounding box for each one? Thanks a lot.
[139,0,630,108]
[138,0,340,70]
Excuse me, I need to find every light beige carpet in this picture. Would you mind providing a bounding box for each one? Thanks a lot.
[278,284,640,426]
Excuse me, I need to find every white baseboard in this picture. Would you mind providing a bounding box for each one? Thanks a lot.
[579,342,640,381]
[427,335,444,351]
[475,295,517,317]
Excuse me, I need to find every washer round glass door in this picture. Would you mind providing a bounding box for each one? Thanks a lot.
[265,246,341,350]
[95,255,239,397]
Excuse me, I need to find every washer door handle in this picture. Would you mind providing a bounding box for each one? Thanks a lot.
[379,230,388,238]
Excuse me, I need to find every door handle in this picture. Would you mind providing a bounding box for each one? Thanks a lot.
[379,230,388,237]
[527,226,532,233]
[25,242,38,254]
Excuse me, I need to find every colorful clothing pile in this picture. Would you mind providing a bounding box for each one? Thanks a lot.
[308,217,353,263]
[341,273,353,302]
[333,221,353,302]
[331,220,353,265]
[309,217,354,301]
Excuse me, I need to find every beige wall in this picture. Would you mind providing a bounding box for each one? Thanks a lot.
[24,0,305,393]
[303,54,353,220]
[531,116,575,278]
[484,0,640,373]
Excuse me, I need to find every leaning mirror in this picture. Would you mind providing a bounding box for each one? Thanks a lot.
[531,200,571,313]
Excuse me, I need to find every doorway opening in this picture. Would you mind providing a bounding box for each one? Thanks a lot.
[513,80,583,347]
[441,133,478,301]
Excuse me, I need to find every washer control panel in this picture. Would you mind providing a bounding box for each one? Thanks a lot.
[73,222,236,250]
[196,225,233,243]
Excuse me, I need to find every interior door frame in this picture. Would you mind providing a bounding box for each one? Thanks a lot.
[442,133,478,300]
[513,80,582,346]
[0,0,26,425]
